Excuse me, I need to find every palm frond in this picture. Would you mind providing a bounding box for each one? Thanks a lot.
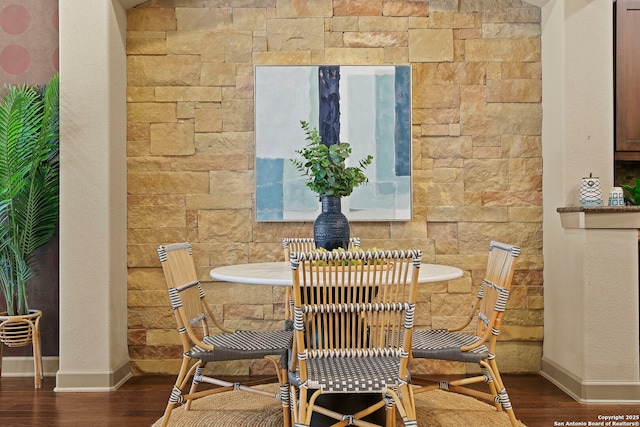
[0,74,59,315]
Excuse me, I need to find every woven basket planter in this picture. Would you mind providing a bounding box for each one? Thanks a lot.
[0,310,43,388]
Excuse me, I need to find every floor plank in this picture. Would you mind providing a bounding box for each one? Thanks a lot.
[0,374,639,426]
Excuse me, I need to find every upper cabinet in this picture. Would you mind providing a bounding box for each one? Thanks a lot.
[616,0,640,160]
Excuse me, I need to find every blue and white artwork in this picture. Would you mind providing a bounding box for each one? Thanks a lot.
[255,65,412,221]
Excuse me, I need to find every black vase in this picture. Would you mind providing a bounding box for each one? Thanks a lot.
[313,196,350,251]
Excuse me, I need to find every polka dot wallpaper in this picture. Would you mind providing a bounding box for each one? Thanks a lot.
[0,0,59,86]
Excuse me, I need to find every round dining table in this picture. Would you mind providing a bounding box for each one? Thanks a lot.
[210,261,463,285]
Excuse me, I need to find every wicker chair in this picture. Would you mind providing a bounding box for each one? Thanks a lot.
[411,241,520,427]
[157,242,293,427]
[288,249,421,427]
[282,237,360,329]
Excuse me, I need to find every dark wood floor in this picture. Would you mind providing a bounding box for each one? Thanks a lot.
[1,374,639,427]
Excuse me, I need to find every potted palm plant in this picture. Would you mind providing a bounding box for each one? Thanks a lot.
[0,74,59,388]
[291,120,373,250]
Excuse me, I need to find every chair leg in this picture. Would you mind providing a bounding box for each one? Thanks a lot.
[261,355,292,427]
[384,387,417,427]
[477,363,500,411]
[160,355,196,427]
[32,323,42,389]
[160,384,183,427]
[300,388,317,427]
[279,380,291,427]
[289,385,298,425]
[384,393,397,427]
[481,359,518,427]
[184,364,206,410]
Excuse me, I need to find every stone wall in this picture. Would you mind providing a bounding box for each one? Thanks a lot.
[126,0,543,376]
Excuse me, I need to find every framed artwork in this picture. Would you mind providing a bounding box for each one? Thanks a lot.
[255,65,412,221]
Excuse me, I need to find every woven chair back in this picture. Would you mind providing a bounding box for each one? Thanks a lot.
[282,238,361,326]
[474,241,520,340]
[290,249,421,357]
[157,242,212,349]
[282,237,361,259]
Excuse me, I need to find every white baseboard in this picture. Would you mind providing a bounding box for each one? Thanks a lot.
[1,356,59,377]
[54,358,131,392]
[541,356,640,403]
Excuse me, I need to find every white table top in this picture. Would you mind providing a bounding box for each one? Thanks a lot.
[210,261,463,286]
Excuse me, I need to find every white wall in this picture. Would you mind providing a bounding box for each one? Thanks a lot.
[541,0,640,402]
[56,0,135,391]
[542,0,613,362]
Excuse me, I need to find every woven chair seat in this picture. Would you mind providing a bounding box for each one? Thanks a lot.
[192,330,292,362]
[412,329,489,363]
[291,356,403,393]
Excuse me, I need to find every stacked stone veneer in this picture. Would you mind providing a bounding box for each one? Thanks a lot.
[126,0,543,376]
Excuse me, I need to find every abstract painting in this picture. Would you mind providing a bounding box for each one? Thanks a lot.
[255,65,412,221]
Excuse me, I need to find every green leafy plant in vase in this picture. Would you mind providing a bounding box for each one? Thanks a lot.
[291,120,373,250]
[291,120,373,197]
[621,178,640,205]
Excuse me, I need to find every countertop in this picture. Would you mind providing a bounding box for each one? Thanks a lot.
[557,205,640,228]
[556,206,640,213]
